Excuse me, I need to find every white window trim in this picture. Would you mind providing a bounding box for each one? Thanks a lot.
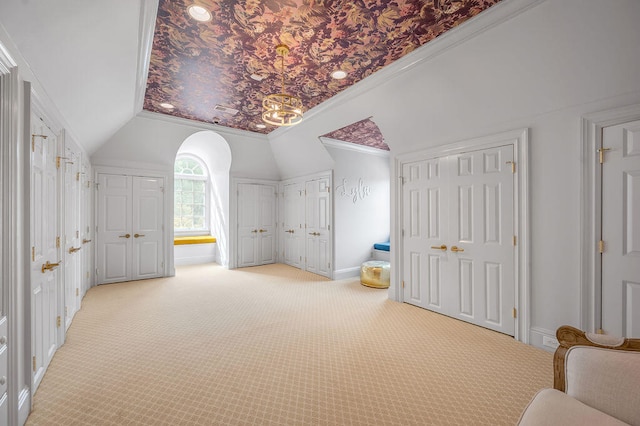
[174,154,211,236]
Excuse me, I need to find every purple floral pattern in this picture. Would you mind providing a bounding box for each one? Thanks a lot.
[322,118,389,151]
[144,0,501,134]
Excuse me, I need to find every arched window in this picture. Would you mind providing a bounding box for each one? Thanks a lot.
[174,155,209,235]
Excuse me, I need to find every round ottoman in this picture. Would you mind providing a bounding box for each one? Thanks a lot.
[360,260,390,289]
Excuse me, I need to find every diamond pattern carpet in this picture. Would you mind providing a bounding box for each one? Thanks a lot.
[27,263,552,425]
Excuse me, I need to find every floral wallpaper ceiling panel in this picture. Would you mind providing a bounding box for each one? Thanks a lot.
[144,0,501,134]
[322,118,389,151]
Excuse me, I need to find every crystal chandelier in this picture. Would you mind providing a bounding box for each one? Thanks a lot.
[262,44,303,127]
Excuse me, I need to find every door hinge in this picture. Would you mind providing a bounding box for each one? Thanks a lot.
[96,268,99,275]
[76,172,80,181]
[328,262,331,268]
[506,161,516,173]
[56,236,60,248]
[95,183,99,190]
[57,316,61,328]
[76,288,79,296]
[598,147,611,164]
[65,306,68,316]
[512,308,517,318]
[513,236,517,246]
[86,271,90,279]
[32,246,35,261]
[402,281,405,289]
[328,225,330,231]
[161,261,164,270]
[598,240,605,253]
[33,356,36,372]
[31,134,47,152]
[402,229,405,237]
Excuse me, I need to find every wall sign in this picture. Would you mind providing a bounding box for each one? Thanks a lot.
[336,178,371,204]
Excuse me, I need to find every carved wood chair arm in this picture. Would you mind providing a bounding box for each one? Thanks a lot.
[553,325,640,392]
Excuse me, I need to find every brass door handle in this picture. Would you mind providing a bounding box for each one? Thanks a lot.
[251,229,258,233]
[134,233,145,238]
[68,246,81,254]
[286,230,294,233]
[451,246,464,253]
[309,232,320,236]
[258,229,266,233]
[82,239,92,244]
[41,260,62,273]
[430,245,447,251]
[119,234,131,239]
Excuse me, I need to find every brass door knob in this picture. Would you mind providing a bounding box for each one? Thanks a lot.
[251,229,258,233]
[119,234,131,239]
[430,245,447,251]
[134,233,145,238]
[259,229,266,233]
[68,246,81,254]
[82,239,92,244]
[451,246,464,253]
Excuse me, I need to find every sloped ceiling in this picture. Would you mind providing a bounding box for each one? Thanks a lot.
[321,118,389,151]
[0,0,501,154]
[145,0,501,134]
[0,1,144,154]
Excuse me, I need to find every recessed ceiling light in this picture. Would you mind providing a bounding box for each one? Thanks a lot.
[159,102,175,110]
[187,4,212,22]
[331,70,348,80]
[255,123,266,129]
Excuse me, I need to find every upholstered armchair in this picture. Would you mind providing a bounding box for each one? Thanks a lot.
[518,326,640,425]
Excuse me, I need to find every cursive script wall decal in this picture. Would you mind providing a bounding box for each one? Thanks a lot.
[336,178,371,204]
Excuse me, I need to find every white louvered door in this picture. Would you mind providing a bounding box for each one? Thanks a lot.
[402,145,515,335]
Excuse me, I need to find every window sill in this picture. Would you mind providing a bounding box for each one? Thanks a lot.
[174,236,216,245]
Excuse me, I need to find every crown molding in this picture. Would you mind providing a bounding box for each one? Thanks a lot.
[134,0,159,114]
[320,137,390,158]
[270,0,546,139]
[138,110,270,142]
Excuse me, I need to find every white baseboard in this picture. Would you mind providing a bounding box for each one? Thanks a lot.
[18,387,30,425]
[529,327,559,353]
[333,267,361,280]
[174,255,216,266]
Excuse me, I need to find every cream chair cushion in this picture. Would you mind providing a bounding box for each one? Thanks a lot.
[517,389,627,426]
[565,346,640,425]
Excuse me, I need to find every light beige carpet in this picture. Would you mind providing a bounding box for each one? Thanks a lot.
[27,263,552,425]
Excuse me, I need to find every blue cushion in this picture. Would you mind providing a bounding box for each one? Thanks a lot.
[373,241,390,252]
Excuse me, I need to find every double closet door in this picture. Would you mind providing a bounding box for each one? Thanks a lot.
[97,174,165,284]
[402,145,515,335]
[237,183,276,267]
[282,176,332,278]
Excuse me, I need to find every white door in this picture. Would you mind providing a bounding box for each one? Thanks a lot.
[602,120,640,337]
[236,183,276,267]
[283,182,304,268]
[448,146,515,334]
[63,148,81,329]
[97,174,132,284]
[401,145,515,335]
[402,157,448,314]
[30,117,59,390]
[81,163,92,295]
[132,177,165,279]
[305,177,332,278]
[97,174,165,284]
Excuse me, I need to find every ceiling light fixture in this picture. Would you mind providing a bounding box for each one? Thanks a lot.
[331,70,347,80]
[262,44,303,127]
[187,4,212,22]
[159,102,175,109]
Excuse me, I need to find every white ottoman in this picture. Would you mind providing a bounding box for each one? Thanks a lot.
[360,260,390,289]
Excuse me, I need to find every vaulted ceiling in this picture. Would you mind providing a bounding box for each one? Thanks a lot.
[144,0,501,135]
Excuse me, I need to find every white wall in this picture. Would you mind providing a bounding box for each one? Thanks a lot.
[92,113,281,180]
[325,143,390,278]
[269,0,640,347]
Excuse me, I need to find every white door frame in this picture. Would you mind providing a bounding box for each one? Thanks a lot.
[391,128,530,342]
[93,165,172,281]
[580,104,640,333]
[229,177,279,270]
